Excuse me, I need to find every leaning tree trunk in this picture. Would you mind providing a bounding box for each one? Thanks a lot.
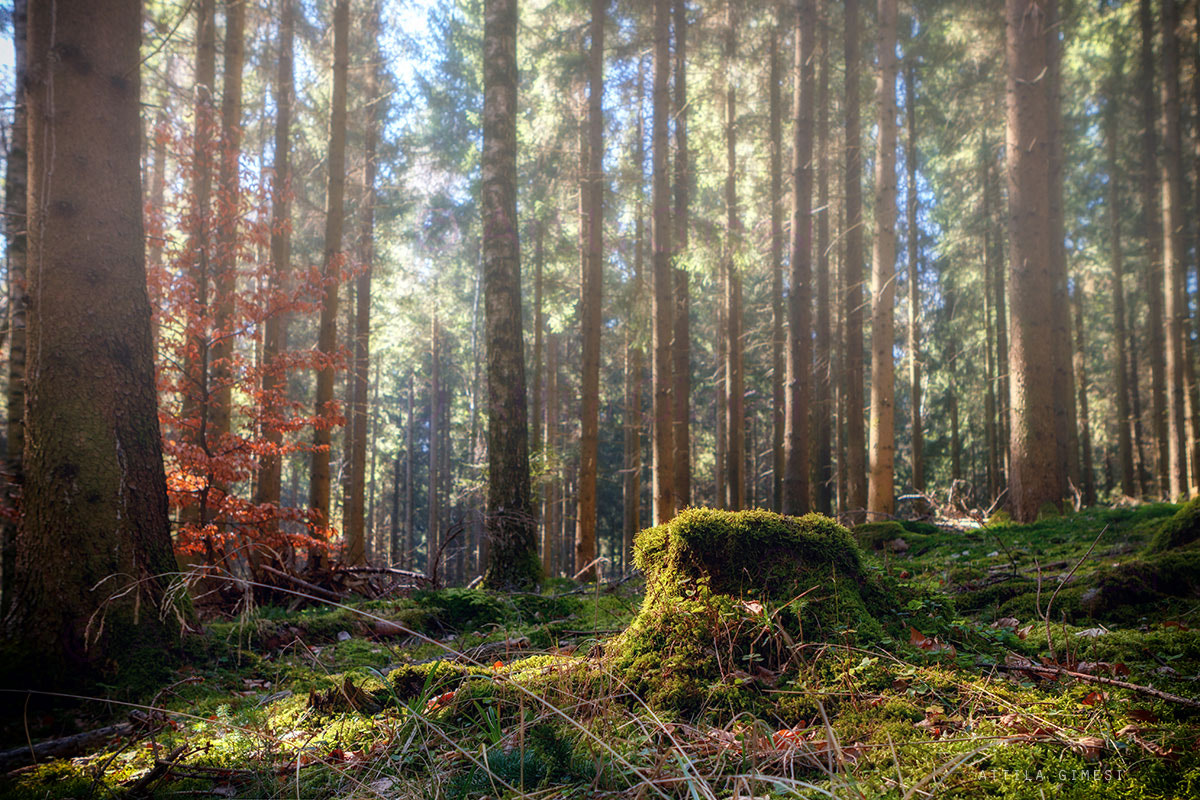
[1005,0,1065,521]
[867,0,899,518]
[5,0,182,684]
[481,0,539,591]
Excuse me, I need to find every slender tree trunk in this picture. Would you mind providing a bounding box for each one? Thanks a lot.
[211,0,245,447]
[769,20,785,512]
[576,0,605,580]
[481,0,538,590]
[310,0,350,553]
[944,285,962,482]
[723,5,745,511]
[405,372,415,568]
[545,333,560,577]
[716,281,727,506]
[905,56,923,494]
[428,312,440,575]
[672,0,691,509]
[1105,71,1135,497]
[1,0,28,618]
[1074,280,1097,505]
[1140,0,1170,497]
[1160,0,1189,497]
[867,0,898,518]
[1130,317,1149,496]
[348,27,381,566]
[983,147,1000,499]
[256,0,294,525]
[624,60,646,569]
[843,0,868,522]
[532,222,543,468]
[988,152,1010,485]
[6,0,181,682]
[1005,0,1064,522]
[814,11,833,515]
[651,0,675,523]
[783,0,815,516]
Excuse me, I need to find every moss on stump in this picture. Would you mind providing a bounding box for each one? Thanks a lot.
[1147,498,1200,552]
[606,508,897,714]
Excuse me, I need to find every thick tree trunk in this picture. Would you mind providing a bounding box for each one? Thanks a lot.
[905,56,923,494]
[1140,0,1170,497]
[723,6,745,511]
[1005,0,1064,521]
[310,0,350,551]
[347,32,381,566]
[576,0,605,580]
[1160,0,1190,498]
[843,0,868,522]
[671,0,691,509]
[481,0,538,590]
[651,0,675,523]
[783,0,815,516]
[768,22,785,512]
[5,0,181,683]
[1,0,27,618]
[813,12,833,515]
[255,0,294,523]
[867,0,898,518]
[211,0,245,447]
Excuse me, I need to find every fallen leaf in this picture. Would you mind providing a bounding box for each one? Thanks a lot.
[992,617,1021,631]
[743,600,765,616]
[493,660,504,670]
[1081,691,1107,706]
[1127,709,1159,723]
[1072,736,1106,761]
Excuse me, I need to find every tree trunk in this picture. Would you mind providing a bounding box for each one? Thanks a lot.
[5,0,182,683]
[768,20,785,512]
[1073,281,1097,506]
[983,146,1000,499]
[843,0,868,522]
[1005,0,1064,521]
[481,0,538,590]
[651,0,675,523]
[723,5,745,512]
[576,0,605,581]
[1105,64,1135,498]
[783,0,815,516]
[868,0,898,518]
[905,55,923,494]
[405,372,415,568]
[347,24,381,567]
[813,11,833,515]
[1,0,27,618]
[624,59,646,570]
[310,0,350,551]
[1140,0,1170,498]
[1160,0,1189,498]
[545,333,560,577]
[671,0,691,509]
[255,0,294,525]
[211,0,245,448]
[428,312,440,575]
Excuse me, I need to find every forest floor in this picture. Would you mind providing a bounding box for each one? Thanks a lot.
[3,503,1200,798]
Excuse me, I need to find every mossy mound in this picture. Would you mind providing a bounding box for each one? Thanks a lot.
[606,508,897,714]
[852,520,935,552]
[1147,497,1200,552]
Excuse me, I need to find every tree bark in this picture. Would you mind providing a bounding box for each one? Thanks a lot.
[310,0,350,551]
[768,19,785,512]
[428,311,440,574]
[6,0,181,682]
[624,58,646,570]
[813,10,834,515]
[843,0,868,522]
[1073,281,1096,506]
[1005,0,1064,521]
[481,0,539,590]
[783,0,815,516]
[576,0,605,580]
[671,0,691,508]
[723,4,745,511]
[544,332,560,577]
[905,55,923,494]
[1105,64,1135,498]
[651,0,675,523]
[405,372,415,568]
[867,0,898,518]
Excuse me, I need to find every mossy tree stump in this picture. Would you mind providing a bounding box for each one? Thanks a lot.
[607,508,896,714]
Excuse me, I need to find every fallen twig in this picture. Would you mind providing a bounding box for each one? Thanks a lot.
[1000,658,1200,709]
[258,564,342,602]
[0,722,133,773]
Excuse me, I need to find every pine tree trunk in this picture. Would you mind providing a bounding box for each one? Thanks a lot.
[1005,0,1064,522]
[868,0,898,518]
[723,6,745,512]
[651,0,675,523]
[783,0,815,516]
[905,56,923,494]
[671,0,691,508]
[945,286,962,482]
[428,312,440,575]
[624,60,646,570]
[1140,0,1170,497]
[813,12,834,515]
[211,0,245,448]
[348,25,381,567]
[768,21,785,513]
[843,0,868,522]
[545,333,560,577]
[984,265,999,500]
[576,0,605,580]
[1074,281,1097,506]
[6,0,182,682]
[405,373,415,568]
[481,0,538,590]
[310,0,350,552]
[256,0,294,525]
[983,147,1000,499]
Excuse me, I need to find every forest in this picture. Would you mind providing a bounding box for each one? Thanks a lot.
[2,0,1200,797]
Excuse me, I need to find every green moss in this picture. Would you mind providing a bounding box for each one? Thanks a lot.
[606,509,899,715]
[1037,501,1063,520]
[853,520,933,551]
[1147,497,1200,552]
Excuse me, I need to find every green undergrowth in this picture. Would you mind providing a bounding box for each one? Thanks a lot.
[4,504,1200,798]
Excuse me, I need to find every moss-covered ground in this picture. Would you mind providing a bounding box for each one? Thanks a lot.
[3,505,1200,798]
